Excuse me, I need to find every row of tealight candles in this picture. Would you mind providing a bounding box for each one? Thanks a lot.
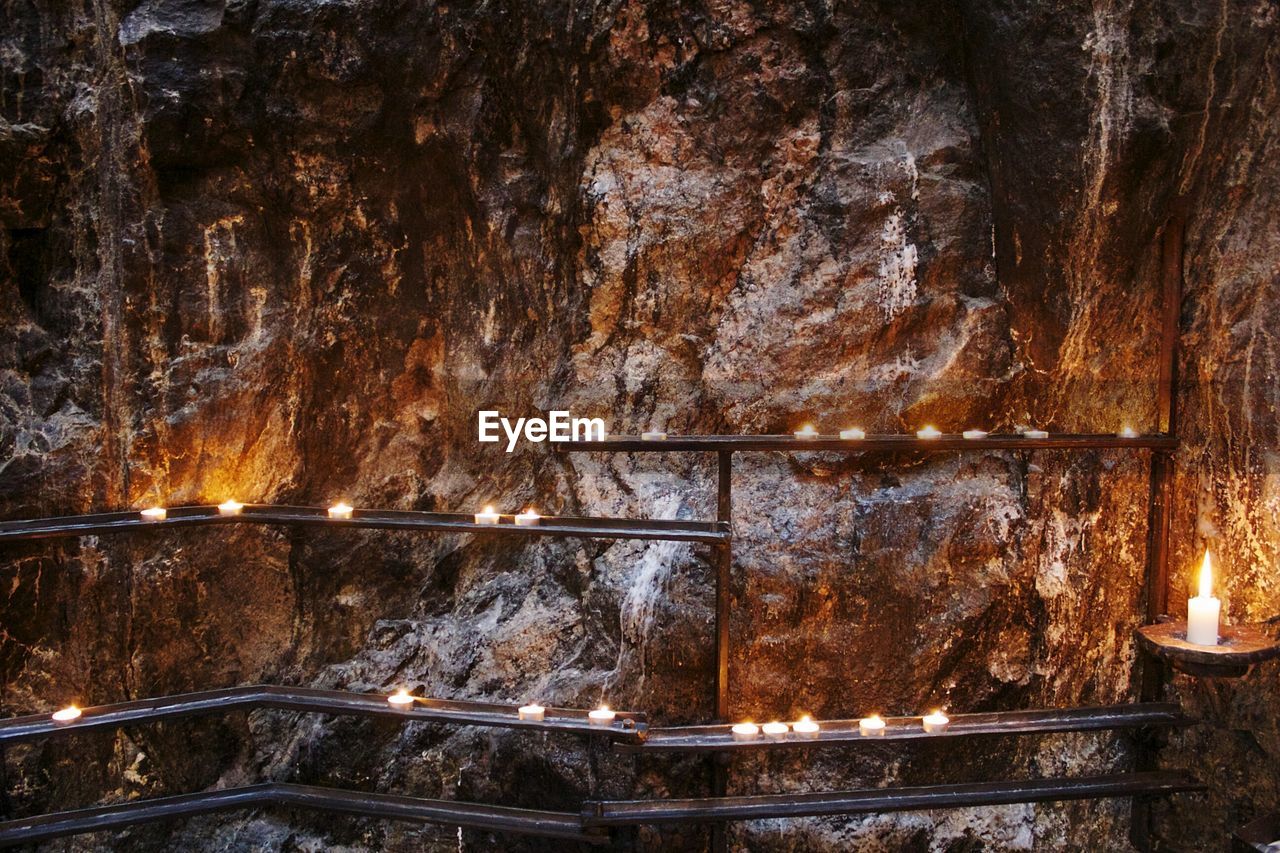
[388,690,618,726]
[791,425,1141,440]
[730,709,950,741]
[136,502,545,526]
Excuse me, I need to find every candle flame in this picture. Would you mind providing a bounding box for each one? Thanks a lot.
[598,704,609,712]
[800,714,811,723]
[482,505,494,514]
[1198,550,1213,599]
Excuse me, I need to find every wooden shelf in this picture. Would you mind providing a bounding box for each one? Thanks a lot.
[616,703,1190,753]
[0,685,646,745]
[0,505,729,545]
[0,782,607,847]
[553,433,1177,453]
[1137,621,1280,678]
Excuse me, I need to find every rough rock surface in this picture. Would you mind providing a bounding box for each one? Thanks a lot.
[1,0,1277,850]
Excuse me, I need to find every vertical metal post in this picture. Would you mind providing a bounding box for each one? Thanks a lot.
[1132,215,1184,851]
[712,451,732,853]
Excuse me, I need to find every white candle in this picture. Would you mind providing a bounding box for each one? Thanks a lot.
[962,429,988,440]
[474,505,501,524]
[840,427,866,440]
[518,703,545,722]
[793,715,820,739]
[922,710,950,734]
[328,502,353,520]
[1119,426,1138,438]
[387,689,414,711]
[218,500,244,516]
[588,706,616,727]
[859,714,886,736]
[641,431,667,441]
[730,722,760,741]
[1022,429,1049,439]
[917,426,942,439]
[794,424,819,440]
[140,507,166,522]
[514,509,541,526]
[1186,550,1220,646]
[52,705,82,724]
[762,721,789,739]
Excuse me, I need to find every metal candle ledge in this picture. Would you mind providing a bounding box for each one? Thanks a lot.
[0,685,647,745]
[617,703,1190,753]
[553,433,1178,453]
[0,505,729,545]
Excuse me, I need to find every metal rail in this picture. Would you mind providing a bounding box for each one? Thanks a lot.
[553,433,1177,453]
[0,685,646,745]
[581,771,1204,826]
[0,783,607,847]
[618,703,1190,753]
[0,505,729,545]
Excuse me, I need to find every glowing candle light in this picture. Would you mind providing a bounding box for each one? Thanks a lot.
[794,424,819,440]
[1186,550,1221,646]
[840,427,866,440]
[793,715,820,739]
[588,705,616,727]
[387,689,414,711]
[963,429,988,440]
[1119,426,1138,438]
[731,721,760,741]
[140,507,166,522]
[762,721,789,739]
[917,426,942,439]
[52,705,82,724]
[922,710,950,734]
[642,431,668,441]
[1022,429,1049,439]
[514,508,541,526]
[328,502,353,520]
[218,500,244,516]
[518,703,545,722]
[859,714,886,736]
[474,505,501,525]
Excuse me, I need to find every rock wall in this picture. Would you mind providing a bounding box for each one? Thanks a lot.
[1,0,1277,850]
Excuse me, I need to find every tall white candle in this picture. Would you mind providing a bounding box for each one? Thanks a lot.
[1186,550,1220,646]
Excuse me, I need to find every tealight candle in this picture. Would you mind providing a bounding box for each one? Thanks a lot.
[922,710,950,734]
[140,507,166,522]
[1022,429,1049,439]
[1119,426,1138,438]
[962,429,988,440]
[387,689,414,711]
[859,714,886,736]
[840,427,866,440]
[218,500,244,516]
[1186,550,1220,646]
[731,721,760,741]
[917,426,942,439]
[518,703,545,722]
[793,715,820,739]
[641,431,668,441]
[474,505,501,524]
[588,706,616,727]
[328,502,354,520]
[52,705,82,724]
[794,424,819,440]
[762,721,789,739]
[514,509,541,526]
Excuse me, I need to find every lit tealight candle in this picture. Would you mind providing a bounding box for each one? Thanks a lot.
[962,429,988,440]
[140,506,166,522]
[475,505,501,524]
[1022,429,1049,439]
[922,710,950,734]
[794,424,819,440]
[917,426,942,439]
[1186,550,1221,646]
[218,500,244,516]
[762,721,789,739]
[518,703,546,722]
[328,502,354,520]
[52,705,82,724]
[1119,426,1138,438]
[793,715,820,739]
[840,427,866,440]
[514,509,541,526]
[387,689,415,711]
[731,721,760,741]
[641,431,668,441]
[588,705,616,727]
[859,714,886,736]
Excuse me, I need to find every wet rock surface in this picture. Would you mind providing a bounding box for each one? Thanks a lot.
[1,0,1278,850]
